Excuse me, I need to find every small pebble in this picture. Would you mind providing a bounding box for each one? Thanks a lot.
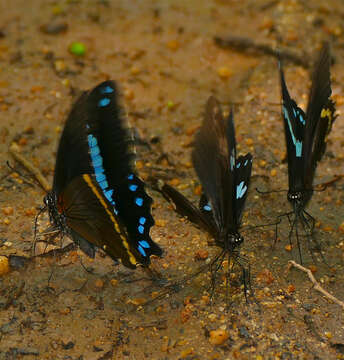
[2,207,13,215]
[124,88,134,100]
[94,279,104,289]
[209,329,229,345]
[40,22,68,35]
[130,66,140,75]
[194,250,209,260]
[0,256,9,276]
[217,66,231,79]
[169,178,180,186]
[245,138,254,146]
[167,40,179,51]
[179,348,194,358]
[285,244,292,252]
[287,284,295,294]
[110,279,118,286]
[270,169,277,177]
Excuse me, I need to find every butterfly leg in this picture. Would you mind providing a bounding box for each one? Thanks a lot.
[300,211,329,265]
[293,215,304,264]
[303,210,315,235]
[209,251,226,302]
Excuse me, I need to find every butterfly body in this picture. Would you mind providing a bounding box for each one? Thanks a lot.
[279,42,336,260]
[43,80,162,269]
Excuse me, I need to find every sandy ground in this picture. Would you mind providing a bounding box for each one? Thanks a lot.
[1,0,344,359]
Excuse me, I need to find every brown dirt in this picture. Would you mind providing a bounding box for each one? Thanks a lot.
[1,1,344,359]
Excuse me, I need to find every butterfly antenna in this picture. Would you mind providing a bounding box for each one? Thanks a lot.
[241,218,281,232]
[255,187,288,195]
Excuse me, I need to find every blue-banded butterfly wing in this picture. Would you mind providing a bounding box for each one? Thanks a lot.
[82,81,162,263]
[192,96,235,232]
[49,80,162,267]
[234,154,253,226]
[115,174,162,260]
[84,81,135,185]
[279,63,307,192]
[159,182,217,236]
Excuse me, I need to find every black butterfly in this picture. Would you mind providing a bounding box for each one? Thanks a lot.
[279,42,336,261]
[41,80,163,269]
[159,96,253,296]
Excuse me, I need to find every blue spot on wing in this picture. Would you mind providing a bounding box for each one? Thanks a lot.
[95,173,106,183]
[135,197,143,206]
[88,135,97,147]
[104,189,114,202]
[100,86,114,94]
[128,174,134,180]
[139,217,146,225]
[203,204,212,211]
[129,184,138,192]
[138,245,147,257]
[236,181,247,199]
[138,225,144,234]
[98,98,110,107]
[99,180,108,190]
[139,240,150,248]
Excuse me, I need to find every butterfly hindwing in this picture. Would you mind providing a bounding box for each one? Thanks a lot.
[159,182,216,236]
[234,154,253,226]
[60,175,138,268]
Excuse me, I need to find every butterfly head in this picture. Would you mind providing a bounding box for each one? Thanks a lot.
[44,192,65,229]
[219,231,244,251]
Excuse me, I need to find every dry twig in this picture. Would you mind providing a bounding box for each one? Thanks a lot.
[288,260,344,310]
[9,143,50,192]
[214,35,311,68]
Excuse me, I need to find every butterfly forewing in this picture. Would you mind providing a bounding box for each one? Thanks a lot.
[192,96,235,232]
[279,64,307,192]
[305,42,332,148]
[304,43,336,187]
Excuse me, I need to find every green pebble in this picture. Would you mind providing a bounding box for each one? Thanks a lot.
[69,42,86,56]
[167,101,174,109]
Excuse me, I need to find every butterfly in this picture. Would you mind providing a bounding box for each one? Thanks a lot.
[41,80,163,269]
[159,96,253,297]
[279,42,336,262]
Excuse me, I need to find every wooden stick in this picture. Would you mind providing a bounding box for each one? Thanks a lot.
[288,260,344,309]
[214,35,311,68]
[9,144,50,192]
